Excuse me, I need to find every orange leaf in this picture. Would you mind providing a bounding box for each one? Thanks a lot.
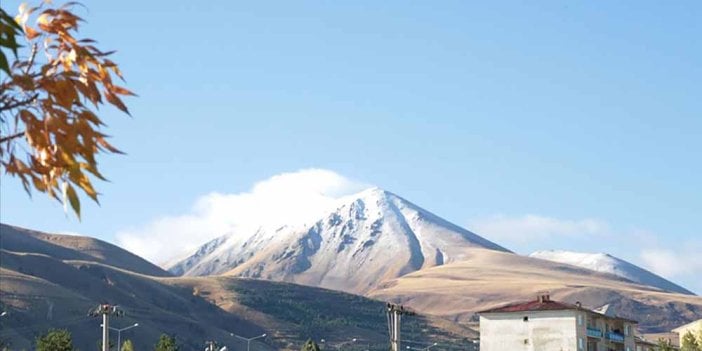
[111,85,136,96]
[25,26,41,40]
[53,80,77,108]
[96,136,124,154]
[104,91,130,115]
[63,182,81,219]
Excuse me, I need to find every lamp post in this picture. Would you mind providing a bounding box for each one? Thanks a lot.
[322,338,357,350]
[231,333,266,351]
[406,342,437,351]
[101,322,138,351]
[422,343,437,351]
[205,341,228,351]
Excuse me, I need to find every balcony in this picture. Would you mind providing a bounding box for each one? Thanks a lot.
[606,332,625,343]
[587,327,603,338]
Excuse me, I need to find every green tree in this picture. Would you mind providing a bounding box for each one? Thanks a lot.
[682,330,701,351]
[0,338,10,351]
[657,338,675,351]
[301,339,321,351]
[154,334,179,351]
[97,339,115,350]
[0,1,133,218]
[122,339,135,351]
[36,329,74,351]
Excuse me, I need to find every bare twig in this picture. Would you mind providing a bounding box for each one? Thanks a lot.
[0,131,24,143]
[25,44,38,75]
[0,94,39,111]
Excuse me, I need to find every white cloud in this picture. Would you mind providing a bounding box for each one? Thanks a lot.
[467,214,610,244]
[115,169,370,264]
[639,244,702,278]
[467,214,701,293]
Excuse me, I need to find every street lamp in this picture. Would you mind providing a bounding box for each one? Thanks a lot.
[231,332,266,351]
[323,338,357,350]
[101,322,139,351]
[342,338,358,350]
[406,342,437,351]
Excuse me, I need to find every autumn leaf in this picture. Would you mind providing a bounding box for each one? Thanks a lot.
[104,91,130,115]
[63,182,80,218]
[0,1,134,219]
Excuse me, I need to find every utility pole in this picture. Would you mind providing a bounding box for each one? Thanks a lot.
[386,303,414,351]
[89,304,124,351]
[386,303,416,351]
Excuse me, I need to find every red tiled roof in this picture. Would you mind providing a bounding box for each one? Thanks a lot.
[478,297,638,324]
[479,298,579,313]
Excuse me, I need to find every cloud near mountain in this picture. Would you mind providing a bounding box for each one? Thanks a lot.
[640,244,702,278]
[116,169,369,263]
[467,215,702,294]
[467,214,611,243]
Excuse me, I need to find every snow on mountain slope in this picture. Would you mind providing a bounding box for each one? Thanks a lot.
[167,187,510,294]
[529,250,694,295]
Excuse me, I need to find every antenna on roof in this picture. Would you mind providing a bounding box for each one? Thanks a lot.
[536,291,551,303]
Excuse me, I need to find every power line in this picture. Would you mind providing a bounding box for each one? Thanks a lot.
[386,303,415,351]
[88,304,124,351]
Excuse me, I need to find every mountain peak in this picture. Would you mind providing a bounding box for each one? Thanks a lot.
[532,250,614,262]
[343,186,396,203]
[529,250,694,295]
[167,188,509,293]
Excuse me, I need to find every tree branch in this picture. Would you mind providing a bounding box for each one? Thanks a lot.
[25,44,38,75]
[0,94,39,111]
[0,131,25,143]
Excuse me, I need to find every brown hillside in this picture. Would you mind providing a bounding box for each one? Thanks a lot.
[0,224,476,350]
[0,224,170,277]
[368,249,702,332]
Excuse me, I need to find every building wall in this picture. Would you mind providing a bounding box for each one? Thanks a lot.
[635,342,657,351]
[480,310,578,351]
[585,311,636,351]
[575,310,587,350]
[625,322,636,351]
[673,319,702,346]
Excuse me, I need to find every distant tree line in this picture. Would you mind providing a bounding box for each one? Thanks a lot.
[26,329,331,351]
[32,329,181,351]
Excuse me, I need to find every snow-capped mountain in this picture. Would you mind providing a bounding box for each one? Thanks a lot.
[167,187,510,293]
[529,250,694,295]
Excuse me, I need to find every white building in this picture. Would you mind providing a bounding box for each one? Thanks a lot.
[634,336,658,351]
[479,294,637,351]
[672,319,702,347]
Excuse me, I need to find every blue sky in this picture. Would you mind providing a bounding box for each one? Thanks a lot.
[1,1,700,293]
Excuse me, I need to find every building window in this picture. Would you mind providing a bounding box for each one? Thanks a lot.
[578,314,583,325]
[624,325,629,336]
[523,316,529,322]
[578,337,584,350]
